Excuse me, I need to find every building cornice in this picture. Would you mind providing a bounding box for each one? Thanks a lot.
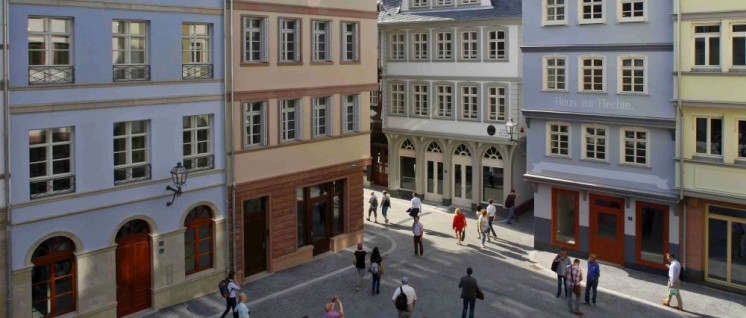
[9,0,222,15]
[10,78,222,91]
[521,109,676,128]
[378,17,522,28]
[383,75,522,82]
[10,94,223,114]
[524,173,679,205]
[233,1,378,20]
[382,127,522,145]
[675,10,746,21]
[682,189,746,206]
[232,83,379,101]
[680,99,746,110]
[234,131,371,155]
[521,43,674,53]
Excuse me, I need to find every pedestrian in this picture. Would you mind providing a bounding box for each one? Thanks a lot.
[478,210,490,248]
[564,259,584,316]
[552,248,571,298]
[504,189,519,224]
[474,207,482,240]
[220,271,241,318]
[324,296,344,318]
[408,192,422,218]
[661,252,683,311]
[458,267,481,318]
[584,254,600,306]
[392,276,417,318]
[353,243,367,291]
[412,216,424,257]
[370,247,384,295]
[452,208,467,245]
[367,191,378,223]
[381,190,391,224]
[236,292,250,318]
[486,199,498,239]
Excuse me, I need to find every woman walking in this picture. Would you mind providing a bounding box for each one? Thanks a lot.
[381,191,391,224]
[453,208,467,245]
[369,247,384,295]
[478,210,490,248]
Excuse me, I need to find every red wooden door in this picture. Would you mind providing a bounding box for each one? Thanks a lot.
[372,145,388,186]
[116,233,151,317]
[589,194,625,265]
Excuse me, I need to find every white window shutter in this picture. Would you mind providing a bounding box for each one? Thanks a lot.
[296,99,303,140]
[353,95,360,132]
[261,102,267,146]
[354,24,360,61]
[342,23,348,61]
[326,24,333,61]
[327,97,334,136]
[295,24,301,62]
[261,18,268,62]
[312,23,318,62]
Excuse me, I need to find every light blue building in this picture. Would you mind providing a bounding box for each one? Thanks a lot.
[6,1,226,317]
[522,0,678,273]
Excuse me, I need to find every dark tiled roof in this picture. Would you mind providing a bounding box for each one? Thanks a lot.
[379,0,522,25]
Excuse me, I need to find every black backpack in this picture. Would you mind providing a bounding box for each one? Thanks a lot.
[218,279,229,298]
[395,286,408,311]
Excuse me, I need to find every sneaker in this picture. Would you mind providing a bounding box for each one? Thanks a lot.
[366,218,371,222]
[675,306,682,311]
[507,222,513,225]
[660,301,669,307]
[556,294,561,298]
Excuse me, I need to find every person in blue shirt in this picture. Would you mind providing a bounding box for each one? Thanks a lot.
[585,254,600,305]
[236,293,250,318]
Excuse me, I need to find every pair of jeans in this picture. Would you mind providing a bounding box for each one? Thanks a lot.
[585,279,598,304]
[356,268,366,289]
[480,230,488,245]
[382,206,389,219]
[413,235,423,256]
[567,287,580,312]
[371,273,381,293]
[507,206,516,223]
[220,297,237,318]
[461,298,476,318]
[487,216,497,237]
[557,275,568,297]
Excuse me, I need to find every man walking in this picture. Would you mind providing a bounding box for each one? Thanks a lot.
[409,192,422,218]
[458,267,481,318]
[381,190,391,224]
[392,276,417,318]
[564,259,584,316]
[584,254,600,306]
[367,191,379,223]
[412,216,424,257]
[504,189,519,224]
[661,252,683,311]
[353,243,367,291]
[486,199,498,239]
[553,248,571,298]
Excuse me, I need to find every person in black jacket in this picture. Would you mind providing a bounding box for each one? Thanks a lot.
[458,267,481,318]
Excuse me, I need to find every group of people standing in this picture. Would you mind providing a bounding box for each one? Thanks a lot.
[451,190,519,249]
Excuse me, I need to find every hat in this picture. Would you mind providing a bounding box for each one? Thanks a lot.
[401,276,409,284]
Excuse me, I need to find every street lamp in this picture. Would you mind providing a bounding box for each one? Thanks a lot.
[505,119,517,143]
[166,162,189,206]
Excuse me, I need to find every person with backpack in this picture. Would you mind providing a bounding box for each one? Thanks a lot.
[220,271,241,318]
[391,276,416,318]
[381,190,391,224]
[369,247,384,295]
[367,191,379,223]
[552,248,571,298]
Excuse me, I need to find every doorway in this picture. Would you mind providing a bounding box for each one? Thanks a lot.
[243,197,268,276]
[589,194,625,265]
[371,145,388,186]
[425,142,443,202]
[297,180,345,255]
[116,219,152,317]
[452,144,472,207]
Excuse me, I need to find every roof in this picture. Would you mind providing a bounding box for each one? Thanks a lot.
[378,0,522,25]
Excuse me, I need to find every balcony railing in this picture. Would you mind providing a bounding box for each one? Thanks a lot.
[114,164,152,185]
[182,64,213,79]
[29,66,74,85]
[184,154,214,172]
[30,175,75,200]
[113,65,150,82]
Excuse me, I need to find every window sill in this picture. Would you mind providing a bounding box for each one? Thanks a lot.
[485,58,509,63]
[577,90,607,94]
[340,60,361,65]
[433,58,455,62]
[408,59,429,62]
[388,113,407,117]
[433,115,455,120]
[617,18,647,23]
[619,162,651,169]
[728,67,746,73]
[735,158,746,166]
[277,62,303,66]
[240,62,269,67]
[617,91,649,96]
[580,158,609,164]
[457,59,482,63]
[484,119,507,124]
[541,21,569,27]
[458,117,480,122]
[691,67,721,73]
[310,61,334,65]
[546,154,572,160]
[542,89,569,93]
[578,20,606,25]
[692,154,725,163]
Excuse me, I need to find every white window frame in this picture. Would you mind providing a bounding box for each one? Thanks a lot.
[341,21,359,62]
[617,0,646,23]
[182,23,211,64]
[694,25,721,67]
[411,31,429,61]
[737,119,746,158]
[243,101,267,148]
[434,84,453,118]
[733,24,746,67]
[435,0,454,7]
[112,20,148,66]
[581,124,608,162]
[412,0,430,8]
[280,99,302,142]
[543,55,568,91]
[618,55,647,94]
[370,91,379,106]
[460,85,479,120]
[546,122,571,158]
[460,0,479,5]
[312,20,332,62]
[279,18,301,63]
[620,127,650,167]
[243,16,268,63]
[29,127,75,198]
[183,114,213,171]
[434,31,453,60]
[578,0,606,25]
[389,33,406,61]
[28,17,72,67]
[485,29,507,61]
[113,120,150,184]
[486,86,507,122]
[390,83,406,116]
[313,97,334,138]
[542,0,568,26]
[412,83,429,117]
[342,95,360,134]
[460,30,479,61]
[694,116,724,157]
[578,55,606,93]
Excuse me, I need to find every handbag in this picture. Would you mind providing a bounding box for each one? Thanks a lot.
[571,268,581,296]
[476,288,484,300]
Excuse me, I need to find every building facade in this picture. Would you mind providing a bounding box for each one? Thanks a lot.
[6,1,226,317]
[227,0,377,281]
[379,0,531,210]
[523,0,679,271]
[676,0,746,291]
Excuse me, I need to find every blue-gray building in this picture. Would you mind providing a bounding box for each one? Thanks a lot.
[5,1,226,317]
[522,0,678,273]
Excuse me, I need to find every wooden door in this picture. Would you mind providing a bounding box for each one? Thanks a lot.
[372,145,388,186]
[116,233,151,317]
[589,194,625,265]
[243,198,267,276]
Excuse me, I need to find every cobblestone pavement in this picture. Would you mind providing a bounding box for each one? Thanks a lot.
[146,189,745,318]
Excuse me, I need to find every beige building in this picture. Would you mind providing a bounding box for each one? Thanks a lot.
[227,0,378,281]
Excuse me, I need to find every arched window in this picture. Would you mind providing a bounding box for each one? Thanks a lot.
[401,139,415,150]
[32,237,76,317]
[185,205,214,274]
[454,144,472,156]
[116,219,150,239]
[484,147,503,160]
[426,142,442,153]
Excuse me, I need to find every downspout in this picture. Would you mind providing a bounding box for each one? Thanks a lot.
[222,0,229,276]
[675,0,686,270]
[3,0,13,316]
[228,0,237,274]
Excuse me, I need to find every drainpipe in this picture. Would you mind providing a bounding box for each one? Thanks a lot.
[675,0,686,270]
[228,0,237,274]
[3,0,13,316]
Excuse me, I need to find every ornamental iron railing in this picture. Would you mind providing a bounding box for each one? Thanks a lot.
[113,65,150,81]
[29,66,74,85]
[30,175,75,199]
[114,164,152,185]
[184,154,214,172]
[182,64,213,79]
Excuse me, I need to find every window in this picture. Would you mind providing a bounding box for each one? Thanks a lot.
[412,32,429,60]
[436,0,453,6]
[114,120,150,184]
[544,56,567,91]
[695,25,720,66]
[29,127,74,199]
[435,31,453,60]
[552,188,579,248]
[342,95,360,133]
[281,99,302,142]
[412,0,429,8]
[460,85,478,120]
[342,22,359,62]
[389,33,405,60]
[313,97,333,137]
[390,83,406,115]
[370,91,379,106]
[243,17,268,63]
[548,122,570,157]
[31,237,76,317]
[579,0,604,24]
[279,19,301,63]
[695,117,723,156]
[184,205,214,275]
[543,0,567,25]
[487,86,506,121]
[738,120,746,158]
[582,124,607,161]
[28,17,73,84]
[296,180,345,247]
[182,23,212,79]
[732,25,746,66]
[619,0,645,22]
[486,30,506,60]
[619,56,646,93]
[312,21,332,62]
[412,84,429,117]
[243,102,266,148]
[579,56,604,92]
[112,21,148,81]
[460,0,479,4]
[183,114,213,171]
[435,85,453,117]
[622,127,649,165]
[460,31,478,60]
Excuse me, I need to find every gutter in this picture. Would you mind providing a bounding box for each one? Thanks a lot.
[228,0,237,275]
[3,0,12,316]
[675,0,687,270]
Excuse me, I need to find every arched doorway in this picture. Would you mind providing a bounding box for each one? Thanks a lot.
[31,236,76,317]
[452,144,473,207]
[116,219,152,317]
[482,147,505,204]
[399,139,416,191]
[424,142,444,201]
[184,206,214,275]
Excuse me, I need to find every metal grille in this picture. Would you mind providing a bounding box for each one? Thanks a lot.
[113,65,150,81]
[30,176,75,199]
[182,64,213,79]
[114,164,152,185]
[184,154,214,172]
[29,66,74,85]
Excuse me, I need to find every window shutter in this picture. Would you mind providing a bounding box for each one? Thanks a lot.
[296,99,303,140]
[354,24,360,61]
[353,95,360,132]
[326,24,333,61]
[312,23,318,62]
[261,102,267,145]
[294,24,301,62]
[261,18,268,62]
[342,23,348,61]
[327,97,334,136]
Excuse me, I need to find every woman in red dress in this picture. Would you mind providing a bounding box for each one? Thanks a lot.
[453,208,467,245]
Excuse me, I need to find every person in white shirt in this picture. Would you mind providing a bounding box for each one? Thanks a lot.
[221,271,241,318]
[392,276,417,317]
[661,253,683,311]
[409,192,422,218]
[486,199,497,239]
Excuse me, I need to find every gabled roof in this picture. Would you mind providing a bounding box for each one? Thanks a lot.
[379,0,522,25]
